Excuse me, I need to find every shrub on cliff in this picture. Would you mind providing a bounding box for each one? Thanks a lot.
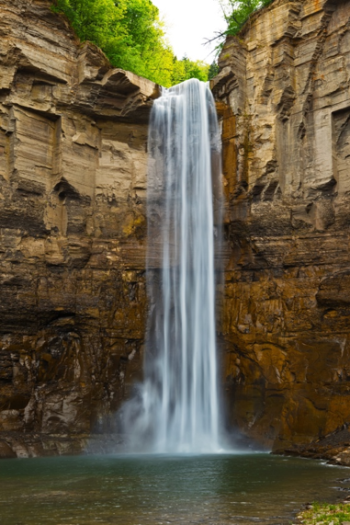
[51,0,209,87]
[207,0,273,53]
[221,0,273,36]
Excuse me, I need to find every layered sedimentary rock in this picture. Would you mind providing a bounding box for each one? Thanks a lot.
[0,0,158,457]
[3,0,350,462]
[212,0,350,456]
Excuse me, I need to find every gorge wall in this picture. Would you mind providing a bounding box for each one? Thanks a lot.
[2,0,350,462]
[213,0,350,462]
[0,0,157,457]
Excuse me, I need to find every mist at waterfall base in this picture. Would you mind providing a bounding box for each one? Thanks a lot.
[117,78,227,454]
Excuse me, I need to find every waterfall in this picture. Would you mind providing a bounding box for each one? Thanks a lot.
[120,78,222,454]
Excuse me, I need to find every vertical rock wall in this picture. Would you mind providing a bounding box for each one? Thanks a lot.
[213,0,350,456]
[0,0,158,457]
[2,0,350,460]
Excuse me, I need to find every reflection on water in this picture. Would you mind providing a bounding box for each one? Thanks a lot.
[0,453,348,525]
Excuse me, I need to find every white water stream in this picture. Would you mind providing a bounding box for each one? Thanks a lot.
[121,79,222,453]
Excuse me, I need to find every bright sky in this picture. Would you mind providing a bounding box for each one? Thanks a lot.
[152,0,226,63]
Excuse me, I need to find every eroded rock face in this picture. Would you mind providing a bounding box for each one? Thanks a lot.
[0,0,158,457]
[3,0,350,461]
[213,0,350,453]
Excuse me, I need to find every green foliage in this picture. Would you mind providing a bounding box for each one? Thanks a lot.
[51,0,210,87]
[53,0,125,46]
[171,57,210,85]
[209,0,274,55]
[298,502,350,525]
[208,61,219,80]
[221,0,273,37]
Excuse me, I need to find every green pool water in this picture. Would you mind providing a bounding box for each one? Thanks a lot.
[0,453,348,525]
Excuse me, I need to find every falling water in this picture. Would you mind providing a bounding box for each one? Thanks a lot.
[121,78,222,453]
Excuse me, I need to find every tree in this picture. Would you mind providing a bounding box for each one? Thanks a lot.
[51,0,211,87]
[106,0,174,85]
[208,61,219,80]
[52,0,127,48]
[171,57,210,85]
[204,0,273,55]
[220,0,273,36]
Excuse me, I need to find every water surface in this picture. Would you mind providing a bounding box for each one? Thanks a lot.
[0,453,348,525]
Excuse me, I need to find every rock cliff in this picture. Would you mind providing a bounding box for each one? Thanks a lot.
[212,0,350,461]
[2,0,350,462]
[0,0,158,457]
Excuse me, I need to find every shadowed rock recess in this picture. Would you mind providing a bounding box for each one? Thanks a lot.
[1,0,350,463]
[213,0,350,464]
[0,0,159,457]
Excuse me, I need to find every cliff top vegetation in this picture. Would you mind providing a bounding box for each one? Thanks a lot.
[206,0,273,56]
[220,0,273,36]
[51,0,274,86]
[51,0,211,87]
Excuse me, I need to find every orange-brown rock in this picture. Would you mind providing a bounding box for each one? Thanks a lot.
[213,0,350,455]
[0,0,159,457]
[3,0,350,462]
